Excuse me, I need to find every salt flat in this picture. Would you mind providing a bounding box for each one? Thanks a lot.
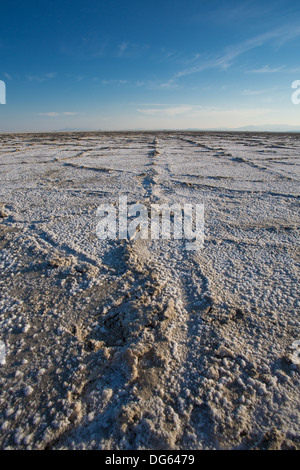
[0,131,299,450]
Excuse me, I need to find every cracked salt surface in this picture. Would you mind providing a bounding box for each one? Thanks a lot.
[0,131,299,449]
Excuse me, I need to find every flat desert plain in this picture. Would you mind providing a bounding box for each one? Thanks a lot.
[0,131,299,450]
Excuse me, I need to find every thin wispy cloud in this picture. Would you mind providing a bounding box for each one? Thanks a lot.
[242,86,279,96]
[148,79,179,90]
[133,103,277,130]
[36,112,81,117]
[203,1,280,25]
[247,65,285,74]
[91,78,179,90]
[115,41,150,58]
[161,49,181,61]
[138,106,193,116]
[117,42,129,56]
[175,24,300,78]
[101,79,128,85]
[3,72,12,80]
[27,73,57,82]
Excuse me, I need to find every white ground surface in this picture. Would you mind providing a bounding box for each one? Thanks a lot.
[0,131,299,450]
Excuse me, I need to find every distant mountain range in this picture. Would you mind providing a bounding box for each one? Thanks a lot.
[186,124,300,132]
[53,124,300,133]
[55,127,93,132]
[233,124,300,132]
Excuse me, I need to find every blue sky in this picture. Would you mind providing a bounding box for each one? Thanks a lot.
[1,0,300,132]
